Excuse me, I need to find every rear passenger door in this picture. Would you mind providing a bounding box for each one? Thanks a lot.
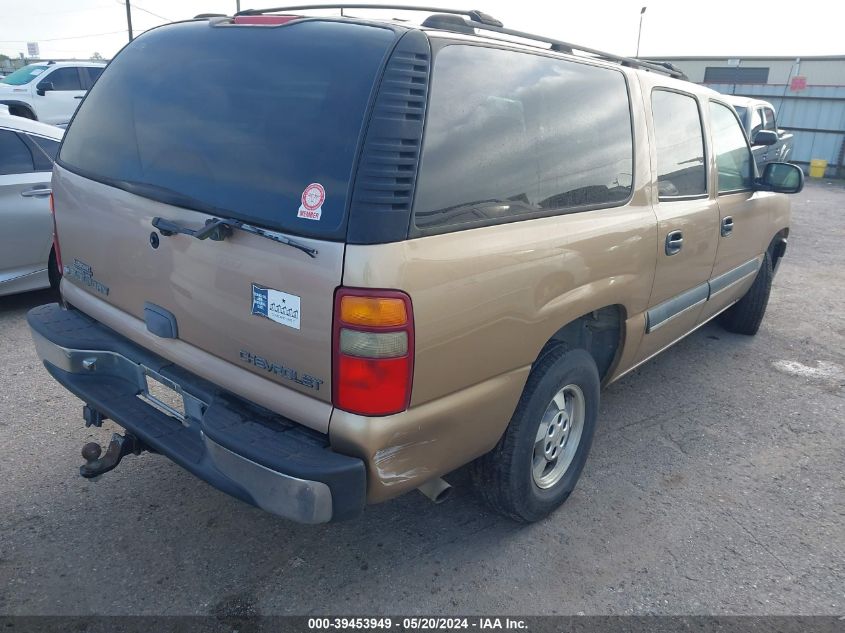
[635,88,719,362]
[0,129,54,281]
[700,100,771,321]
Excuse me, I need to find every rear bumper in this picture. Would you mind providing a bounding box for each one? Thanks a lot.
[27,303,366,523]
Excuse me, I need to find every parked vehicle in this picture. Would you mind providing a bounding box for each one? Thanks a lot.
[0,114,63,297]
[0,61,106,126]
[28,7,804,524]
[722,95,794,172]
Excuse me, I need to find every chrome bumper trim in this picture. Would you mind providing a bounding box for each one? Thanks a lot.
[205,437,333,524]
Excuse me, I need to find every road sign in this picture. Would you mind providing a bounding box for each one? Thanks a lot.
[26,42,39,57]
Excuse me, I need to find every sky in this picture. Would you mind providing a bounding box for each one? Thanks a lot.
[1,0,844,61]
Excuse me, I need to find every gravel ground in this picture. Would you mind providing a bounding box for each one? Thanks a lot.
[0,181,842,616]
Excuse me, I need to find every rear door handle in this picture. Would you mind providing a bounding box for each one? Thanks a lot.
[665,230,684,256]
[20,187,52,198]
[721,216,734,237]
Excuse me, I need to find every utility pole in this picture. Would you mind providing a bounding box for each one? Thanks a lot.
[125,0,133,42]
[236,0,241,12]
[636,6,646,58]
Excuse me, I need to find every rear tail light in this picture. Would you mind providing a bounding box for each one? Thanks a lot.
[50,193,62,275]
[333,288,414,416]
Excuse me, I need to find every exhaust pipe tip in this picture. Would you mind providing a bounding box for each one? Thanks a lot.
[417,477,452,504]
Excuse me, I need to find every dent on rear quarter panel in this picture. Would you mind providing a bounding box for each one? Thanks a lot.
[329,367,530,503]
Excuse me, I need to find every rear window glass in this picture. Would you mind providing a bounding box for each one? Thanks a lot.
[651,90,706,198]
[413,45,633,233]
[58,20,394,239]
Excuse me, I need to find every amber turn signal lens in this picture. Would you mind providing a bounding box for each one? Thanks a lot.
[339,296,407,327]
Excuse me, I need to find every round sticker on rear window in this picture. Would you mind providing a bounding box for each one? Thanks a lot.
[298,183,325,221]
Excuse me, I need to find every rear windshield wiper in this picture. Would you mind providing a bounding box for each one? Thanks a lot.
[114,180,318,258]
[152,216,318,258]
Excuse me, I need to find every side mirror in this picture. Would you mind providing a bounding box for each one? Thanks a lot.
[36,81,55,96]
[756,162,804,194]
[752,130,778,146]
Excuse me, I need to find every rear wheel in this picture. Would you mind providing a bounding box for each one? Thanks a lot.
[719,252,773,335]
[472,346,599,522]
[9,105,35,120]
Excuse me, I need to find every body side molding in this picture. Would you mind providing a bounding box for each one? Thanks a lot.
[645,257,762,334]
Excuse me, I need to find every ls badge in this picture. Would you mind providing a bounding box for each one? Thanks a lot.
[251,283,301,330]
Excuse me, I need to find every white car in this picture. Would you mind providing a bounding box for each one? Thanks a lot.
[0,114,63,297]
[0,61,106,126]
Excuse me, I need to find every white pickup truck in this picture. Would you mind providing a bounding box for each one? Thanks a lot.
[723,95,794,173]
[0,61,106,126]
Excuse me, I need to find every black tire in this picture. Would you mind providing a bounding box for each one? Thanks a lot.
[719,251,773,336]
[48,248,62,291]
[10,105,36,120]
[472,346,600,522]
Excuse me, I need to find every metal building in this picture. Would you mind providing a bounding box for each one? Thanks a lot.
[649,55,845,178]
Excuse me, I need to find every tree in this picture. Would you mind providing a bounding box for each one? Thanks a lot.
[91,52,104,60]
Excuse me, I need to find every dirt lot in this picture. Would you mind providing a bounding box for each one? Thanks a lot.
[1,181,842,616]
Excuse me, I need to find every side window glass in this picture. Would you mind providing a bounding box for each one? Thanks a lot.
[710,101,754,193]
[733,106,747,129]
[0,130,35,175]
[749,108,764,137]
[27,134,60,170]
[762,108,777,131]
[84,66,104,87]
[413,45,634,232]
[44,67,83,91]
[651,90,707,199]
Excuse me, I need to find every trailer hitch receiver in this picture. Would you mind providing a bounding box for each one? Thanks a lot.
[80,432,146,478]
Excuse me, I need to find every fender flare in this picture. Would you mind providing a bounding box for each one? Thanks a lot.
[0,99,37,119]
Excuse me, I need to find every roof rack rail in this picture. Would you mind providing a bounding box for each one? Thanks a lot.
[638,59,687,77]
[429,16,687,79]
[235,4,502,26]
[232,4,685,79]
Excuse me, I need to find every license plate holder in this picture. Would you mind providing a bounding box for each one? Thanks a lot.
[140,371,186,422]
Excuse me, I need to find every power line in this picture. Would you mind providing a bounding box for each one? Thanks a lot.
[1,1,170,50]
[5,4,120,17]
[131,3,172,22]
[0,30,127,43]
[112,0,172,23]
[117,0,171,44]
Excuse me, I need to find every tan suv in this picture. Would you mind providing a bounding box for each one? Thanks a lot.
[28,6,804,523]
